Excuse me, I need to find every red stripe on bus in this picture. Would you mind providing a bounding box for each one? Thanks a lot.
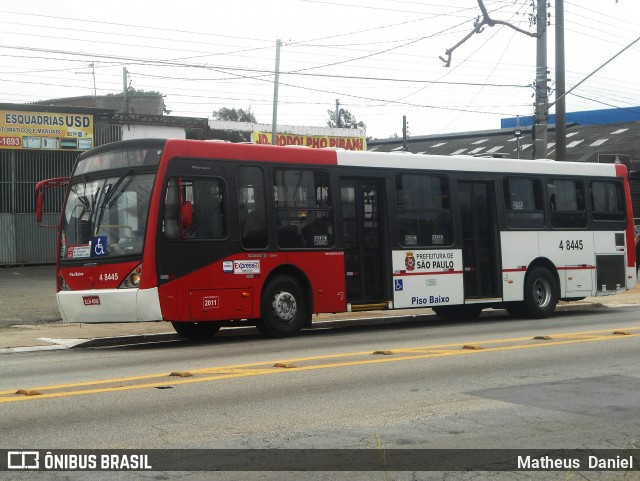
[503,266,596,273]
[393,270,463,276]
[557,265,596,270]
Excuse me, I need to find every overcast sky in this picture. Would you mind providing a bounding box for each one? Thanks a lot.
[1,0,639,139]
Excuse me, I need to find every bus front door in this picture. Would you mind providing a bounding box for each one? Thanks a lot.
[458,181,502,301]
[340,178,387,307]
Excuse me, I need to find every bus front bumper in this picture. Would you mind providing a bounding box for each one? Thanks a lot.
[57,288,163,323]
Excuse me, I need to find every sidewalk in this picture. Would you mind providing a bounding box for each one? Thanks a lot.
[1,265,639,352]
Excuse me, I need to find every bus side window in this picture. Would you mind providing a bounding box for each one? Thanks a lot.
[162,177,227,240]
[181,201,193,234]
[273,168,334,249]
[590,181,626,222]
[503,177,545,229]
[238,166,268,249]
[548,179,587,229]
[162,178,181,239]
[188,178,227,239]
[395,174,452,247]
[242,210,267,247]
[301,214,333,247]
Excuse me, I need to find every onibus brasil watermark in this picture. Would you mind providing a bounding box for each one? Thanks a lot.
[3,449,638,472]
[7,451,151,471]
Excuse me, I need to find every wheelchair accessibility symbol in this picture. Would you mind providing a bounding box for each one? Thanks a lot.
[394,279,403,291]
[92,236,107,257]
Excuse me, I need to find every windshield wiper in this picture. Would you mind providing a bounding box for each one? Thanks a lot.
[94,169,133,234]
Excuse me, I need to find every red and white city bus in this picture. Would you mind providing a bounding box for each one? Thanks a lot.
[36,138,637,339]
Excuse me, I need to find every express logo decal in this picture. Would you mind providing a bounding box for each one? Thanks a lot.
[233,260,261,275]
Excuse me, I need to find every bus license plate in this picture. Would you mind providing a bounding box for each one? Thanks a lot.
[83,296,101,306]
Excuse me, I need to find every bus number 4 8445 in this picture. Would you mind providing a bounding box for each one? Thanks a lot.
[559,240,584,250]
[99,273,119,281]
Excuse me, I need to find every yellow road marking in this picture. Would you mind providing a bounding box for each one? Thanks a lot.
[1,327,639,403]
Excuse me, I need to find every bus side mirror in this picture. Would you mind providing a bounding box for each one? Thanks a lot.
[36,191,44,225]
[34,177,70,228]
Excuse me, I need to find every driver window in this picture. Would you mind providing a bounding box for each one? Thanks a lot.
[162,177,227,240]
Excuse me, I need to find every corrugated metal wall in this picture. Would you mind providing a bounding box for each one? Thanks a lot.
[0,122,122,265]
[0,150,76,265]
[95,123,122,147]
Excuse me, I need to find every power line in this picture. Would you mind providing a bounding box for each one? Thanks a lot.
[134,70,529,88]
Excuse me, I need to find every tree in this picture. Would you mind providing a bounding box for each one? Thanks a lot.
[107,88,171,114]
[212,107,257,123]
[439,0,536,67]
[207,107,257,142]
[327,108,366,130]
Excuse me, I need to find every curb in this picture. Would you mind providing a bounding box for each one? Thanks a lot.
[70,301,608,349]
[73,317,408,349]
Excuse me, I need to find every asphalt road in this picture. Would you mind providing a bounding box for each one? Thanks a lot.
[1,307,639,480]
[0,265,60,326]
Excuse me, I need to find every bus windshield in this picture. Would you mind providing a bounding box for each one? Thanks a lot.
[60,172,155,260]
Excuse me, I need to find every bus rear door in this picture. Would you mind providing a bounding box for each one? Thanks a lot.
[458,181,502,301]
[340,178,390,309]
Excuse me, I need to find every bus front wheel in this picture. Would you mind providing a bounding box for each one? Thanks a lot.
[522,267,558,318]
[258,275,307,338]
[171,321,221,341]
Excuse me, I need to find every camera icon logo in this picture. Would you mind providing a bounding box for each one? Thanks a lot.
[7,451,40,469]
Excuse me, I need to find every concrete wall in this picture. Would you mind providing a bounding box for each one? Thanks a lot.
[121,124,185,140]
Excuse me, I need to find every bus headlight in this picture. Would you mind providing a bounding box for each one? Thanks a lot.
[119,264,142,289]
[59,274,70,291]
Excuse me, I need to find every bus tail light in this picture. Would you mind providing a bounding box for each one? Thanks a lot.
[119,264,142,289]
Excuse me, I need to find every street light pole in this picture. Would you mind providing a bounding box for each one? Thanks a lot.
[555,0,566,161]
[534,0,548,159]
[271,39,282,146]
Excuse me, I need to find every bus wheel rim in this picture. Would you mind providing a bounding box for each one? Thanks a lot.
[533,278,551,308]
[272,291,297,322]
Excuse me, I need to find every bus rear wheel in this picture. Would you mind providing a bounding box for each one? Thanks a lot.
[171,321,221,341]
[522,267,558,318]
[433,305,483,321]
[258,275,307,338]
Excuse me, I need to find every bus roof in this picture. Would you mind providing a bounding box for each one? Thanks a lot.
[336,148,622,177]
[93,138,623,179]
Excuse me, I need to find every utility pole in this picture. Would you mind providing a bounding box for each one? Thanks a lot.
[533,0,548,159]
[402,115,408,151]
[271,39,282,145]
[555,0,566,161]
[122,67,129,115]
[335,99,340,127]
[90,62,97,104]
[515,115,522,159]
